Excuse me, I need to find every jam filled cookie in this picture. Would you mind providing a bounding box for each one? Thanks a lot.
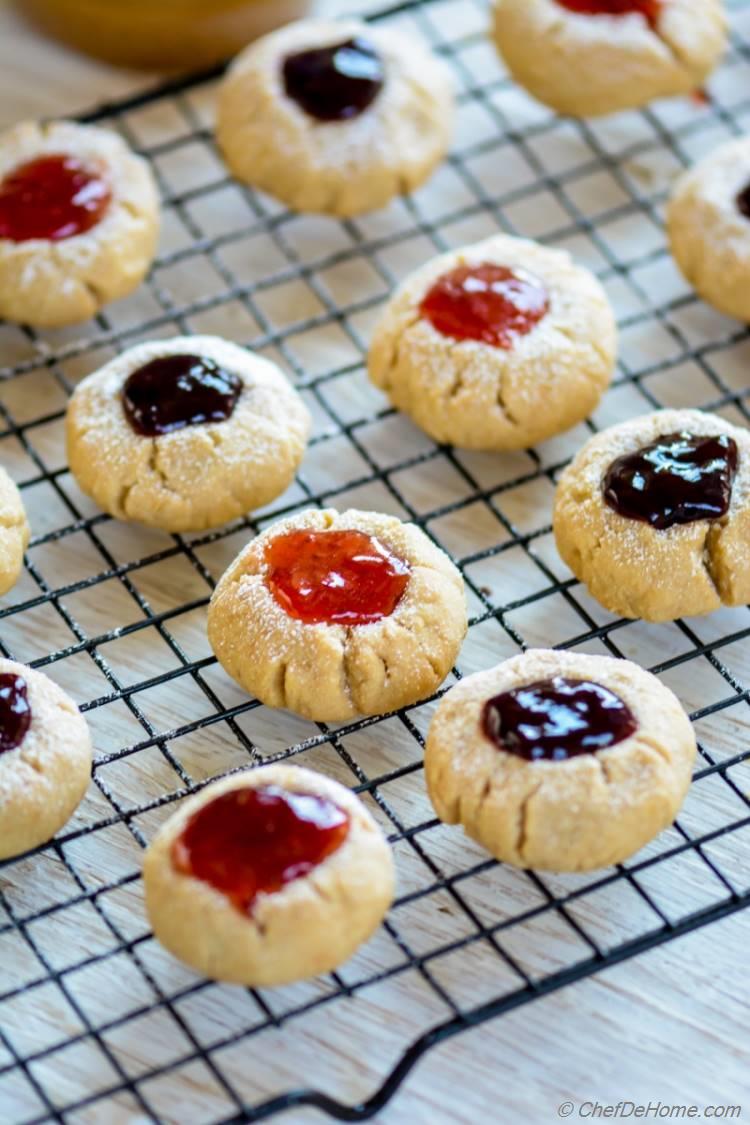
[143,765,395,985]
[368,234,616,451]
[668,135,750,323]
[493,0,726,118]
[0,468,29,597]
[208,508,467,722]
[0,659,92,860]
[425,649,696,872]
[0,120,159,328]
[217,19,454,217]
[554,409,750,622]
[66,336,311,534]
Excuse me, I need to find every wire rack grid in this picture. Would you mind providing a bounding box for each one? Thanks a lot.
[0,0,749,1120]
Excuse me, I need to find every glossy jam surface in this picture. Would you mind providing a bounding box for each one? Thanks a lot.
[482,675,637,762]
[122,354,243,437]
[556,0,661,27]
[283,37,384,121]
[419,263,550,350]
[737,183,750,220]
[0,673,32,755]
[172,785,350,914]
[265,528,410,626]
[0,154,111,242]
[603,431,738,531]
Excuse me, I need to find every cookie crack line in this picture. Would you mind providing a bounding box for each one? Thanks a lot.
[516,779,544,865]
[702,518,728,604]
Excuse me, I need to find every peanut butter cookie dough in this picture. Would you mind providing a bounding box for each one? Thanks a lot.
[425,649,696,872]
[66,336,311,534]
[668,135,750,323]
[493,0,726,118]
[0,659,92,860]
[554,409,750,622]
[144,765,395,986]
[208,508,467,723]
[217,19,454,217]
[0,120,159,328]
[0,468,29,598]
[368,233,616,451]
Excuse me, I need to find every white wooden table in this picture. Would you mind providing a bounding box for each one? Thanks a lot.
[0,4,747,1123]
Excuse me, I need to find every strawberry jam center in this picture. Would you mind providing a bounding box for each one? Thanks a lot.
[482,676,637,762]
[420,263,549,350]
[265,528,410,626]
[556,0,661,27]
[0,673,32,754]
[172,785,350,914]
[0,154,111,242]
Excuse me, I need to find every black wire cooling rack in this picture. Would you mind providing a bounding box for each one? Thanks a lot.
[1,0,750,1121]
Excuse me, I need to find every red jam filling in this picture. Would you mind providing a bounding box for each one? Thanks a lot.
[419,263,550,350]
[172,785,350,914]
[482,676,638,762]
[264,528,411,626]
[0,154,111,243]
[556,0,661,27]
[0,673,32,755]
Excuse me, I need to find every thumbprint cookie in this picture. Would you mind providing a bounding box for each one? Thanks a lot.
[368,233,616,451]
[554,409,750,622]
[143,765,395,986]
[207,508,467,722]
[0,120,159,327]
[425,649,696,871]
[0,467,29,597]
[217,19,454,216]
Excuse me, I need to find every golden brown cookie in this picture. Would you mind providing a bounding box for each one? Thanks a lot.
[554,409,750,622]
[208,507,467,723]
[143,764,395,986]
[368,233,616,451]
[0,659,92,860]
[66,335,311,534]
[0,119,159,328]
[217,19,454,217]
[0,468,29,597]
[493,0,726,118]
[425,649,696,872]
[668,135,750,323]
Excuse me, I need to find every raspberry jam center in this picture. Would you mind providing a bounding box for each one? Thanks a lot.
[0,673,32,755]
[420,263,550,350]
[603,432,738,531]
[122,354,243,437]
[556,0,661,28]
[0,154,111,243]
[265,528,411,626]
[482,676,637,762]
[172,785,350,914]
[283,37,384,122]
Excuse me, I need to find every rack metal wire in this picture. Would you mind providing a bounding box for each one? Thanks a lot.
[0,0,749,1120]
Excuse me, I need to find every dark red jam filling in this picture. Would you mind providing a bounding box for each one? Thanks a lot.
[0,154,111,243]
[737,183,750,220]
[282,37,384,122]
[419,263,550,350]
[0,673,32,755]
[265,528,411,626]
[172,785,350,914]
[122,354,242,437]
[556,0,661,28]
[603,432,738,531]
[482,675,637,762]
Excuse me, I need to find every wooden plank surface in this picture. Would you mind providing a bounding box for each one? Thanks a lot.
[0,2,748,1123]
